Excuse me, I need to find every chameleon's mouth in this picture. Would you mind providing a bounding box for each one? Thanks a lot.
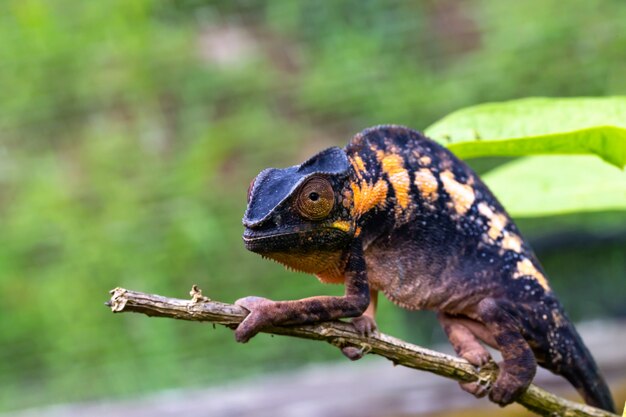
[242,231,295,253]
[242,227,350,254]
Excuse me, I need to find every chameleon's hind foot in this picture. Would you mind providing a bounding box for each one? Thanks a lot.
[459,367,529,406]
[489,368,530,406]
[473,298,536,407]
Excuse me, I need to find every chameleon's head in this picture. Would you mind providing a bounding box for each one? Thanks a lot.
[242,147,355,276]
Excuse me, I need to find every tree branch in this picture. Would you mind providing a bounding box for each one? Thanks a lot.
[106,286,618,417]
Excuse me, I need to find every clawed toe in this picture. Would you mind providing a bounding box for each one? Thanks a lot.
[341,346,366,361]
[459,380,490,398]
[460,347,492,368]
[351,315,377,336]
[459,370,528,406]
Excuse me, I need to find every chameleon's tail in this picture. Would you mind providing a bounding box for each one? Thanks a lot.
[548,322,615,412]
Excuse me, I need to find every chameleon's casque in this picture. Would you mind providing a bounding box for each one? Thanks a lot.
[237,125,615,412]
[244,146,350,226]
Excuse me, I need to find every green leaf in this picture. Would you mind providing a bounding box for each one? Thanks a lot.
[425,97,626,168]
[483,155,626,217]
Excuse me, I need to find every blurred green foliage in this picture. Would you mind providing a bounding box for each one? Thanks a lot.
[0,0,625,412]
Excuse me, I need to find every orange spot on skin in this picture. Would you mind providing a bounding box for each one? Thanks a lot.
[414,168,439,202]
[377,151,411,210]
[349,154,367,180]
[331,220,351,233]
[477,202,494,220]
[440,170,475,215]
[419,155,432,166]
[477,202,523,253]
[513,258,550,291]
[478,202,522,252]
[488,213,508,240]
[501,232,523,253]
[350,179,388,217]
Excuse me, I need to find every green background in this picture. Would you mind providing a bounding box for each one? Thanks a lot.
[0,0,624,412]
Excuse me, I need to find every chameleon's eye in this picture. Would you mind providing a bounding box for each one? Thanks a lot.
[295,177,334,220]
[247,175,257,204]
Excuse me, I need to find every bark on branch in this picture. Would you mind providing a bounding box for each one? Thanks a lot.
[106,286,618,417]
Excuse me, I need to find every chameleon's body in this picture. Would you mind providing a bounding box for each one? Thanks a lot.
[238,125,614,411]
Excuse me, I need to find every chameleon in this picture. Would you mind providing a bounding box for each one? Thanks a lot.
[236,125,615,412]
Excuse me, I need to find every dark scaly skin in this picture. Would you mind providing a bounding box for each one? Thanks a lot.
[239,125,615,412]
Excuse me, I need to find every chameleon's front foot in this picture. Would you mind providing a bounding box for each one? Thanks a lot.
[234,296,275,343]
[340,314,377,360]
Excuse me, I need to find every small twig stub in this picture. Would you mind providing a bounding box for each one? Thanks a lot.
[189,284,211,304]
